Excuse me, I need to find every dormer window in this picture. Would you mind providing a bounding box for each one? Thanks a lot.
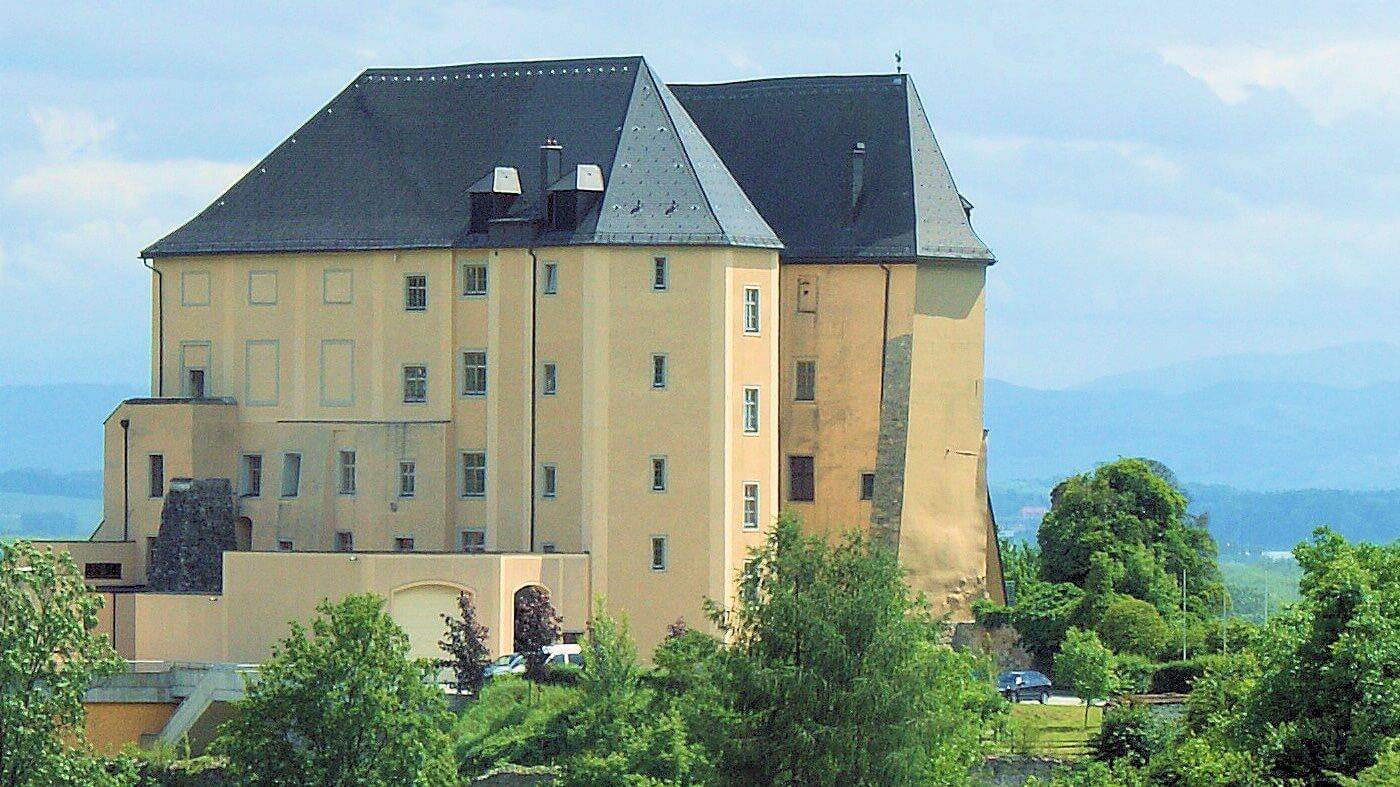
[468,167,522,234]
[547,164,605,232]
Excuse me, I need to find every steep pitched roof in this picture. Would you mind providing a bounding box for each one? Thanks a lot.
[672,74,994,264]
[143,57,778,257]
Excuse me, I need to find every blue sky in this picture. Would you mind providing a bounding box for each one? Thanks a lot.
[1,1,1396,389]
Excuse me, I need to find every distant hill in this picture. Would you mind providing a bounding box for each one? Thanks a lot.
[0,384,142,473]
[1074,342,1400,394]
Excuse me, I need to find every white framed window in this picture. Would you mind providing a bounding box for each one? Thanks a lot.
[461,529,486,553]
[403,365,428,403]
[399,461,416,498]
[742,386,760,434]
[541,463,558,498]
[542,262,558,295]
[335,530,354,552]
[650,536,668,571]
[280,453,301,498]
[651,456,668,492]
[542,362,558,396]
[743,481,760,530]
[743,286,761,334]
[651,354,668,389]
[653,256,668,290]
[148,454,164,498]
[394,536,415,552]
[338,450,357,495]
[462,351,487,397]
[462,262,488,297]
[405,274,428,311]
[461,451,486,498]
[240,454,263,497]
[795,360,817,402]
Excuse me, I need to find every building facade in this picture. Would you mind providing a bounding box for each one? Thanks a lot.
[43,56,1002,668]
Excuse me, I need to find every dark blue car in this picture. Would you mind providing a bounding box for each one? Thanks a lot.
[997,670,1053,703]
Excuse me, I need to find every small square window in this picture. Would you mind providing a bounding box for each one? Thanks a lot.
[461,529,486,553]
[651,456,668,492]
[462,351,487,396]
[542,541,558,554]
[542,362,558,396]
[462,263,488,297]
[335,530,354,552]
[403,365,428,403]
[394,536,415,552]
[743,286,761,334]
[653,256,668,290]
[405,274,428,311]
[650,536,668,571]
[795,360,816,402]
[542,262,558,295]
[462,452,487,497]
[651,354,668,389]
[742,387,760,434]
[338,451,357,495]
[148,454,165,498]
[542,463,558,498]
[399,461,416,498]
[860,472,876,501]
[277,539,294,551]
[240,454,263,497]
[742,481,760,530]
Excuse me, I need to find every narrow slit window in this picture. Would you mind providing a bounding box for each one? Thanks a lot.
[651,354,668,389]
[542,463,558,498]
[240,454,263,497]
[795,360,817,402]
[338,450,357,495]
[651,456,668,492]
[650,536,668,571]
[399,461,416,498]
[743,286,760,334]
[653,256,668,290]
[280,453,301,498]
[542,362,558,396]
[542,262,558,295]
[743,386,760,434]
[148,454,165,498]
[860,472,876,501]
[742,481,760,530]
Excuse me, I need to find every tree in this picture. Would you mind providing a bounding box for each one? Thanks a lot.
[439,592,491,696]
[1056,627,1118,727]
[513,586,562,680]
[1096,598,1171,658]
[707,515,999,786]
[212,593,456,786]
[0,541,128,787]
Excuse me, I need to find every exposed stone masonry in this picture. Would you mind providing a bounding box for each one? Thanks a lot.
[147,478,237,592]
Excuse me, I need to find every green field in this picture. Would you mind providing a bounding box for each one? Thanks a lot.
[989,703,1104,759]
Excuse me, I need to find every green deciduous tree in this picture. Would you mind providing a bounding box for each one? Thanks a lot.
[0,541,128,787]
[1055,627,1117,727]
[708,515,1000,786]
[212,593,456,786]
[1096,598,1171,658]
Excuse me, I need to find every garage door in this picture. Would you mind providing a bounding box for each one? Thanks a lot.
[389,584,464,664]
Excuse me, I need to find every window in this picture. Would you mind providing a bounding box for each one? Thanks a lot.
[651,456,668,492]
[85,562,122,580]
[796,277,818,313]
[399,461,416,498]
[148,454,164,498]
[281,453,301,497]
[743,387,760,434]
[335,531,354,552]
[462,452,486,497]
[650,536,668,571]
[542,262,558,295]
[860,472,876,501]
[795,360,817,402]
[542,362,558,396]
[403,365,428,403]
[338,450,357,495]
[651,354,668,389]
[240,454,263,497]
[541,464,558,498]
[743,481,760,530]
[461,529,486,553]
[277,539,293,551]
[405,274,428,311]
[542,542,557,554]
[394,536,415,552]
[187,368,206,398]
[462,351,487,397]
[743,286,761,334]
[788,456,815,502]
[462,262,488,297]
[653,256,668,290]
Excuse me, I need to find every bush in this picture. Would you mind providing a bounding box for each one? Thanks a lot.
[1114,654,1155,695]
[453,677,581,774]
[1097,598,1171,658]
[534,663,582,686]
[1149,659,1207,694]
[1091,705,1169,766]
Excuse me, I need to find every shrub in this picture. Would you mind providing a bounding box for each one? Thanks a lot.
[1114,654,1155,695]
[1091,704,1169,766]
[454,676,581,774]
[1148,659,1206,694]
[1097,598,1171,658]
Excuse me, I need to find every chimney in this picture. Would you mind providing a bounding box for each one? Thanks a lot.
[850,141,866,219]
[540,138,563,201]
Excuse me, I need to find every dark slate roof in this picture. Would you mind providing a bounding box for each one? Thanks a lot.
[144,57,779,257]
[672,74,994,264]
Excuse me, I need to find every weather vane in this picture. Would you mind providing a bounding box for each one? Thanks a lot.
[895,50,903,74]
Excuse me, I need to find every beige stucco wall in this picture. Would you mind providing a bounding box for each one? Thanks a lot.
[85,702,177,754]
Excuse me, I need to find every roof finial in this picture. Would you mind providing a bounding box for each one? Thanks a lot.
[894,50,903,74]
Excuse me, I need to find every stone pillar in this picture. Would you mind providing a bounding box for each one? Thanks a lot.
[147,478,237,593]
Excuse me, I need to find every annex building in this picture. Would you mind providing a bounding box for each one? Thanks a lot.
[41,56,1004,679]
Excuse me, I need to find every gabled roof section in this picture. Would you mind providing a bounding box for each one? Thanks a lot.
[143,57,778,257]
[672,74,994,264]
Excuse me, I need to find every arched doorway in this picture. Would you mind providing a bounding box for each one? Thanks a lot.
[234,517,253,551]
[512,584,559,654]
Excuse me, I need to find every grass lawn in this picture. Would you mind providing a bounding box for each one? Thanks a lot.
[988,702,1103,759]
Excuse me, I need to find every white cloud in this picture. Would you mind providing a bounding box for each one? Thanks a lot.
[10,157,246,217]
[27,106,117,159]
[1160,40,1400,125]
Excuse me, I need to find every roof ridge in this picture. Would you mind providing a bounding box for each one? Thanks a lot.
[361,55,644,77]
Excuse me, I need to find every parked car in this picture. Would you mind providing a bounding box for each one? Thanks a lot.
[484,644,583,678]
[997,670,1053,703]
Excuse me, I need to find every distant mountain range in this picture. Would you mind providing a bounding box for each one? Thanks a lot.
[1072,342,1400,394]
[0,384,143,473]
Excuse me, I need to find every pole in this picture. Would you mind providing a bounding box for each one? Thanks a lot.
[1181,569,1187,661]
